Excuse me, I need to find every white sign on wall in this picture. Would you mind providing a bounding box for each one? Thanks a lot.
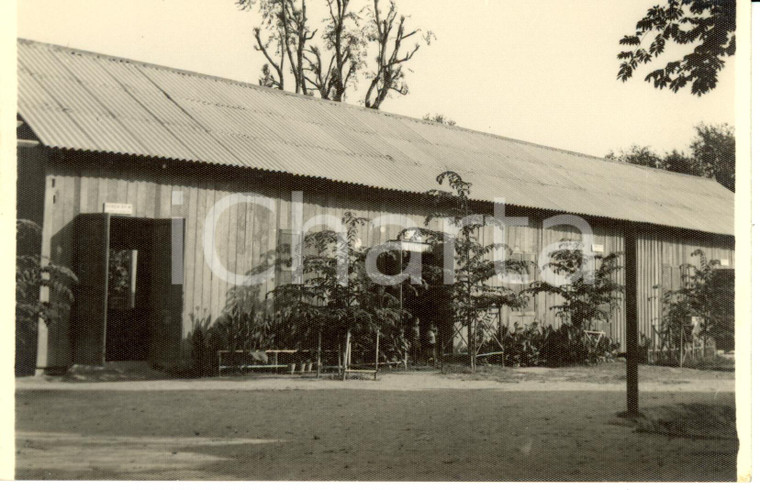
[591,243,604,253]
[103,202,133,215]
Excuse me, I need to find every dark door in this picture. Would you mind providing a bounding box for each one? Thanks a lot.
[149,218,184,364]
[106,218,153,361]
[72,213,111,365]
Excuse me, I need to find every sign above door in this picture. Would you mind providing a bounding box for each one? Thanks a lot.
[103,202,133,215]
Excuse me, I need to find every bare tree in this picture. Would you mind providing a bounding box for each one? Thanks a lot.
[303,0,366,101]
[238,0,316,94]
[237,0,432,108]
[363,0,434,109]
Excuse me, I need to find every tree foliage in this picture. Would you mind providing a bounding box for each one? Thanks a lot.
[655,249,734,364]
[237,0,432,108]
[690,122,735,192]
[421,171,528,372]
[271,212,407,358]
[519,241,623,366]
[606,122,735,191]
[605,145,663,170]
[617,0,736,95]
[527,240,624,331]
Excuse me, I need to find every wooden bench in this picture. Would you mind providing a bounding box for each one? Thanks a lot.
[217,349,314,376]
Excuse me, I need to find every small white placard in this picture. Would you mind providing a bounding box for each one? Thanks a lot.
[720,258,729,266]
[172,190,184,206]
[103,202,133,215]
[591,243,604,253]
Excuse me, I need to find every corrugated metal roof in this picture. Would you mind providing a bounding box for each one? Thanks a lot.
[17,38,734,236]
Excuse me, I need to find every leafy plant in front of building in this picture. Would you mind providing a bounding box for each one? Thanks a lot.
[421,171,529,373]
[187,251,279,377]
[499,322,545,367]
[189,309,214,377]
[271,211,408,367]
[654,249,734,367]
[526,239,623,366]
[16,219,77,376]
[489,319,619,368]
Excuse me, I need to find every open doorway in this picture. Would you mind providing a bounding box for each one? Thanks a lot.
[378,247,451,364]
[72,214,184,366]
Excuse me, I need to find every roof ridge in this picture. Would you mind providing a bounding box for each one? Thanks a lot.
[17,38,722,186]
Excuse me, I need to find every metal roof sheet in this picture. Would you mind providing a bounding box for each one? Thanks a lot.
[17,38,734,236]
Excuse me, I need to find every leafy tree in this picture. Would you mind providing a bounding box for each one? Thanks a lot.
[661,149,700,176]
[421,171,527,373]
[606,123,735,192]
[605,145,663,169]
[690,122,735,192]
[237,0,432,108]
[423,113,456,126]
[16,219,77,375]
[617,0,736,95]
[605,145,700,176]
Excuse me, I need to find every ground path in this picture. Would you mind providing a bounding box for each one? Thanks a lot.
[16,363,737,481]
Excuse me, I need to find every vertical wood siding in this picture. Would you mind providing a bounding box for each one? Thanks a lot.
[39,154,735,366]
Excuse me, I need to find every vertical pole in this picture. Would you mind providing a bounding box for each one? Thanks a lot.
[375,329,380,380]
[317,330,322,379]
[467,310,474,373]
[399,248,407,371]
[343,330,351,381]
[624,222,639,416]
[439,334,444,373]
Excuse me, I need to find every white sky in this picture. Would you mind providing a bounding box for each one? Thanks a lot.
[17,0,735,158]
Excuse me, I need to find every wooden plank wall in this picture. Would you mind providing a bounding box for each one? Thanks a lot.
[636,229,735,352]
[39,153,735,365]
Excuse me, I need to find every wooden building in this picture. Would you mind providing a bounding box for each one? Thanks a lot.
[16,39,735,374]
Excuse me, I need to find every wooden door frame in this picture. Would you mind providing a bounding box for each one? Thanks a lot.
[72,214,185,366]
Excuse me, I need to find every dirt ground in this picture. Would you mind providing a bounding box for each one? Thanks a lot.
[15,362,737,481]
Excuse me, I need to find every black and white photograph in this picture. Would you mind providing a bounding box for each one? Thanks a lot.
[4,0,751,482]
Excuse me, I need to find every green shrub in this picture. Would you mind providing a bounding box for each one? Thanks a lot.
[500,323,545,367]
[490,321,619,368]
[540,323,619,367]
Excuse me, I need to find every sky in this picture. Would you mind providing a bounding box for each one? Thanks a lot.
[16,0,736,158]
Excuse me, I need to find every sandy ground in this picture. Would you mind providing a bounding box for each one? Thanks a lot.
[15,363,737,481]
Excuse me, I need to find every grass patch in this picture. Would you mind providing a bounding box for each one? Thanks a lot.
[624,403,736,440]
